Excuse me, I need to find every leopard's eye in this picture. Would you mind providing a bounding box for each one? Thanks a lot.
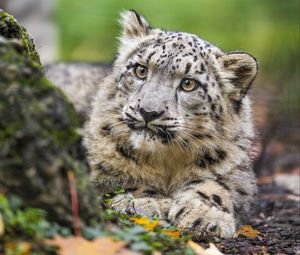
[180,78,199,92]
[134,64,148,79]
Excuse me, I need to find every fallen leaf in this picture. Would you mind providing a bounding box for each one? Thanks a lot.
[188,241,223,255]
[162,229,180,238]
[47,235,137,255]
[130,217,159,231]
[0,213,4,237]
[237,225,260,238]
[5,241,32,255]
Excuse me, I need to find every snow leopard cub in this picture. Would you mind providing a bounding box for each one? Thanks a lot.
[84,10,258,240]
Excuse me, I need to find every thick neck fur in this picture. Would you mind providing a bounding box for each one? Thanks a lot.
[85,72,254,192]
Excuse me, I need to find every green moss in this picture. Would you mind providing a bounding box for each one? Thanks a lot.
[0,34,99,226]
[0,10,41,67]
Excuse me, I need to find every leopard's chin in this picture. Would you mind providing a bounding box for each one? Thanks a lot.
[128,127,175,152]
[127,124,176,143]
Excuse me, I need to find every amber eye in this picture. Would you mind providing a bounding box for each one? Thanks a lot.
[134,64,148,79]
[180,78,199,92]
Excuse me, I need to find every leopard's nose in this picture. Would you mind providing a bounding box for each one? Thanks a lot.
[138,107,164,124]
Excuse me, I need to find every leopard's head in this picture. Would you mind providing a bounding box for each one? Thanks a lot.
[113,10,257,153]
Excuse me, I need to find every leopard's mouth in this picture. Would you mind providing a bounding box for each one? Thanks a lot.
[126,122,176,142]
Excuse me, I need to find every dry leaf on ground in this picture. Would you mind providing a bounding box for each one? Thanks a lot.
[188,241,223,255]
[47,235,139,255]
[236,225,260,238]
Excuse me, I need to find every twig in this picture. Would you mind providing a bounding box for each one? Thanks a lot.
[67,170,81,236]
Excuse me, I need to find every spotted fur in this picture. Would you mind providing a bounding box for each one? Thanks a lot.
[84,10,258,239]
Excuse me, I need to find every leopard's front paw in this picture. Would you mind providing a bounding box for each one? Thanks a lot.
[169,202,236,240]
[130,197,163,217]
[111,194,163,218]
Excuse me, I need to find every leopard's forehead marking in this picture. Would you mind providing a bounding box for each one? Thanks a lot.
[131,31,216,77]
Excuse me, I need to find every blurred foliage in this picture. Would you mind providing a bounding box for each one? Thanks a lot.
[0,194,57,255]
[56,0,299,114]
[0,192,197,255]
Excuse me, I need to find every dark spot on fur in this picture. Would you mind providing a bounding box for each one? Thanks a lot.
[197,149,226,168]
[192,218,203,229]
[185,179,204,186]
[209,225,218,232]
[185,63,192,74]
[101,124,112,136]
[132,28,139,36]
[215,178,231,191]
[223,58,238,68]
[216,149,227,161]
[125,187,138,193]
[196,160,205,168]
[143,189,158,196]
[201,83,208,93]
[175,207,186,220]
[197,191,210,200]
[125,112,139,122]
[237,188,248,196]
[146,51,155,64]
[211,104,216,112]
[233,203,242,217]
[222,207,230,213]
[232,99,242,114]
[130,9,144,28]
[212,194,222,206]
[95,162,110,172]
[116,143,137,163]
[107,91,116,100]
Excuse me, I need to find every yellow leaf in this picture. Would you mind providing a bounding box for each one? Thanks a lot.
[188,241,224,255]
[237,225,260,238]
[47,236,134,255]
[130,217,150,225]
[130,217,159,231]
[5,241,32,255]
[162,229,181,238]
[0,213,4,237]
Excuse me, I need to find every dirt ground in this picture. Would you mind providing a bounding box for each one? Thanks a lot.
[209,181,300,255]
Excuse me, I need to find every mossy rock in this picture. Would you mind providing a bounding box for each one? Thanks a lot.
[0,12,100,227]
[0,9,40,67]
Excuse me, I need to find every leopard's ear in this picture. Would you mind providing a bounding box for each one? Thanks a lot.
[120,10,151,39]
[219,52,258,100]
